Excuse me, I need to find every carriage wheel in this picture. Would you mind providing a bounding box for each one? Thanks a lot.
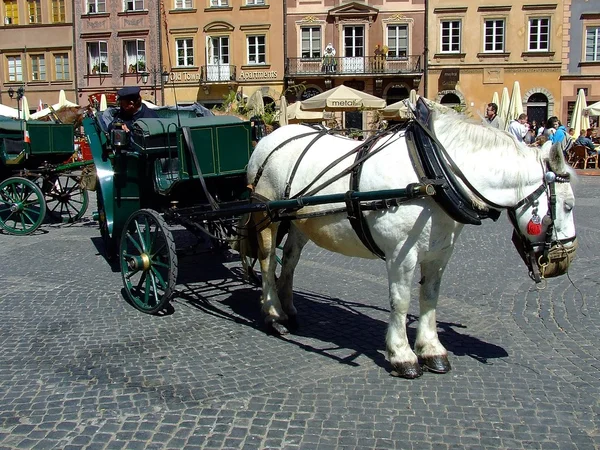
[43,174,89,223]
[0,177,46,235]
[120,209,178,314]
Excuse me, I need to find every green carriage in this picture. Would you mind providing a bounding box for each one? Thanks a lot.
[83,113,254,313]
[0,117,90,235]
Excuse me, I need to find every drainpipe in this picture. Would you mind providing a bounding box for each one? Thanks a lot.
[423,0,428,99]
[157,0,163,105]
[283,0,287,94]
[72,2,78,104]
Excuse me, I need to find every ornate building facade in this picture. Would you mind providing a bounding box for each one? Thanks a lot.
[426,0,565,124]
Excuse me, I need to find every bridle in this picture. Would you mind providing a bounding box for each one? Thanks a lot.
[506,167,577,283]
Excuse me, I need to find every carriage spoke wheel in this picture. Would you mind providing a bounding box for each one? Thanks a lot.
[0,177,46,235]
[120,209,178,314]
[43,175,89,223]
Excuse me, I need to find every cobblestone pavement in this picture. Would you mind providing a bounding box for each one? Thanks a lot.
[0,177,598,450]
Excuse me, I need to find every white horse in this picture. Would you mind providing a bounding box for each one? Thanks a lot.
[240,107,577,379]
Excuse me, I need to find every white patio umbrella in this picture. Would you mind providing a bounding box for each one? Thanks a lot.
[278,96,288,127]
[286,102,324,123]
[584,100,600,116]
[99,94,108,111]
[19,96,31,120]
[498,87,510,129]
[30,101,81,119]
[491,92,499,107]
[0,103,18,118]
[246,89,265,116]
[571,89,590,134]
[57,89,78,108]
[505,81,523,129]
[300,85,386,112]
[380,99,412,120]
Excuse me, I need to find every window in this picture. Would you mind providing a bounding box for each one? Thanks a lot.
[585,27,600,62]
[441,20,461,53]
[124,40,146,73]
[176,38,194,66]
[51,0,65,22]
[301,27,321,59]
[174,0,192,8]
[246,0,264,4]
[344,26,364,57]
[124,0,143,11]
[27,0,41,23]
[247,35,266,64]
[54,53,69,80]
[210,0,227,6]
[7,56,22,81]
[87,0,106,13]
[484,19,505,52]
[387,24,408,58]
[87,41,109,73]
[528,17,550,51]
[206,36,230,81]
[30,54,46,80]
[4,0,19,24]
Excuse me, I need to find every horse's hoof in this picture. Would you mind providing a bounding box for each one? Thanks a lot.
[391,362,423,379]
[267,320,290,336]
[420,355,451,374]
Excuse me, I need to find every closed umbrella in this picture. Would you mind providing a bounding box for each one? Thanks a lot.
[246,90,264,116]
[505,81,523,129]
[409,89,418,105]
[499,87,510,129]
[571,88,590,134]
[491,92,499,107]
[278,96,288,127]
[99,94,108,111]
[19,96,31,120]
[300,85,385,111]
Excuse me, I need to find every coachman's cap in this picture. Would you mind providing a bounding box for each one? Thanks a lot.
[117,86,141,100]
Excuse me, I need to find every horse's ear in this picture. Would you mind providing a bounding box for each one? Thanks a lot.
[547,140,568,174]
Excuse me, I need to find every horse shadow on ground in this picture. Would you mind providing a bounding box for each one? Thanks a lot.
[171,253,508,373]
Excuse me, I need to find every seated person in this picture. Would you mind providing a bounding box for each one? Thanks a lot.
[575,129,597,155]
[107,86,158,133]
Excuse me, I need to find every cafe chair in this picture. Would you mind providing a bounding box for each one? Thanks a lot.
[570,145,598,169]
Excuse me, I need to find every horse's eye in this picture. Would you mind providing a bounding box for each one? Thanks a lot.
[564,201,574,212]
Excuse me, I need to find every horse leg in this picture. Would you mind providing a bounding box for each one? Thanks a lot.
[386,253,422,379]
[253,212,288,335]
[276,225,308,330]
[415,259,451,374]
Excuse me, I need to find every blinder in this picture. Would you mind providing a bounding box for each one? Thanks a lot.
[508,168,577,283]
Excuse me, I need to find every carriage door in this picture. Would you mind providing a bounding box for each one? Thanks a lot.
[343,26,364,73]
[206,36,230,81]
[526,93,548,128]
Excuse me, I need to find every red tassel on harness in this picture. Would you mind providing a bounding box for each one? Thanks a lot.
[527,218,542,235]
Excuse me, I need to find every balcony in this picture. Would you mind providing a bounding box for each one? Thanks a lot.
[200,64,237,83]
[286,56,422,77]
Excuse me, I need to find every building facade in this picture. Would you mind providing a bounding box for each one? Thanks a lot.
[161,0,284,108]
[74,0,162,105]
[285,0,424,128]
[560,0,600,128]
[0,0,76,110]
[427,0,565,125]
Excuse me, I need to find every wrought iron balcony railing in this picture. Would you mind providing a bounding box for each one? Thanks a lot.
[200,64,237,83]
[286,56,421,77]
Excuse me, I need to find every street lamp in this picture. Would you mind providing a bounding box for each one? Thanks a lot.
[141,67,170,105]
[8,86,25,118]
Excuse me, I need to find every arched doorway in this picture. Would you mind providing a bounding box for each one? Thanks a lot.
[440,93,461,108]
[385,85,409,105]
[526,93,548,127]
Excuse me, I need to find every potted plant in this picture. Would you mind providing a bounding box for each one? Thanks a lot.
[100,61,109,73]
[137,59,146,72]
[91,59,100,74]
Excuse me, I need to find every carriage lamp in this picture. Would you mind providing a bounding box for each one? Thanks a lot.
[324,78,332,90]
[161,70,169,84]
[140,71,150,84]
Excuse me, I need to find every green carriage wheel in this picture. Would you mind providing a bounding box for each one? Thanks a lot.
[120,209,178,314]
[43,174,89,223]
[0,177,47,235]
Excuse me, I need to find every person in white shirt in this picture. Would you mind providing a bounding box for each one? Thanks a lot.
[508,113,528,142]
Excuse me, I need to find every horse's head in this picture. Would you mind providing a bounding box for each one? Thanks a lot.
[509,140,577,282]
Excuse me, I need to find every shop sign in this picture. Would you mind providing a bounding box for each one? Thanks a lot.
[440,68,459,89]
[169,72,202,82]
[239,70,278,81]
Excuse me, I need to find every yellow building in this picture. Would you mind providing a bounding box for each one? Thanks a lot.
[161,0,284,108]
[426,0,565,125]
